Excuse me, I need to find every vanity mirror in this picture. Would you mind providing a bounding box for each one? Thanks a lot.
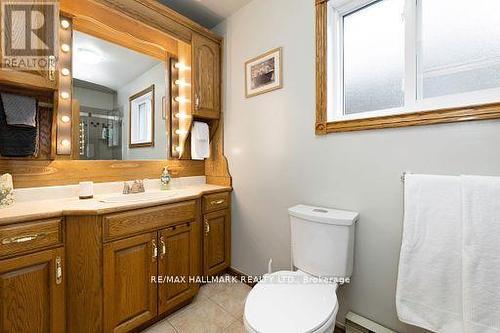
[72,31,166,160]
[0,0,229,189]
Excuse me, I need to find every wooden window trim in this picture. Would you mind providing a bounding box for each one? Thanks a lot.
[315,0,500,135]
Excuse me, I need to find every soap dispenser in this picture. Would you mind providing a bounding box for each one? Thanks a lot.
[160,167,171,191]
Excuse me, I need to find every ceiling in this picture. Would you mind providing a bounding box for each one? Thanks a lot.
[158,0,253,28]
[72,31,161,91]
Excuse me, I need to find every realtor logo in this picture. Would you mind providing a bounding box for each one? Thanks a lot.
[1,1,58,71]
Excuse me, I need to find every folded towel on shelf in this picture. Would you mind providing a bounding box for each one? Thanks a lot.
[0,92,37,127]
[0,95,37,157]
[191,121,210,160]
[462,176,500,333]
[396,174,464,333]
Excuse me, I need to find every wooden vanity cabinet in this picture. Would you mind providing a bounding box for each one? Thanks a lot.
[0,247,65,333]
[192,33,221,119]
[202,192,231,276]
[103,232,158,333]
[158,222,200,315]
[65,200,201,333]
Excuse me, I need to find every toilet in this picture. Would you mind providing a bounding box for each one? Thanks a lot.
[244,204,359,333]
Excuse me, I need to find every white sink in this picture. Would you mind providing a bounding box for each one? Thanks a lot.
[99,191,177,203]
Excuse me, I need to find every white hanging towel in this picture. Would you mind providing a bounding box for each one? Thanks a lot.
[462,176,500,333]
[191,121,210,160]
[396,174,464,333]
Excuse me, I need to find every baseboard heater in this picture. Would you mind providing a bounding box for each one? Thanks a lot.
[345,312,397,333]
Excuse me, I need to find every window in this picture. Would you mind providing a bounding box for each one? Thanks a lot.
[129,85,154,148]
[316,0,500,132]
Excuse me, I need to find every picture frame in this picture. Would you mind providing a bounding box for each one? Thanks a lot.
[245,47,283,98]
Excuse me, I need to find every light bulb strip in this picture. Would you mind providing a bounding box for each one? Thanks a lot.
[56,16,73,155]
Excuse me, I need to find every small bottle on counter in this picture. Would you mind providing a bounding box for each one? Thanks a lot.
[160,167,171,191]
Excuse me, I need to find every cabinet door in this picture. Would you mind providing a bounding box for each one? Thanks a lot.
[158,222,199,315]
[103,233,157,333]
[0,247,65,333]
[192,33,220,119]
[203,209,231,276]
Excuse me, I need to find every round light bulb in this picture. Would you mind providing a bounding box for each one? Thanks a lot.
[60,19,70,29]
[61,139,70,147]
[175,112,188,119]
[61,68,70,76]
[174,63,189,71]
[61,44,70,53]
[175,129,187,135]
[61,115,71,123]
[175,80,190,87]
[175,96,188,103]
[60,91,70,99]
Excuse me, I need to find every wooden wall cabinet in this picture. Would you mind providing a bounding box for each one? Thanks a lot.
[192,33,221,119]
[202,192,231,276]
[0,247,65,333]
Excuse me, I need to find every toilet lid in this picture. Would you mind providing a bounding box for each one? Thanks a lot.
[244,271,338,333]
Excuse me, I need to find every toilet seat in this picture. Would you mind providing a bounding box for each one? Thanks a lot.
[244,270,339,333]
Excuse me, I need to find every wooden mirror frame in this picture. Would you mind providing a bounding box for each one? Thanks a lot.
[315,0,500,135]
[0,0,232,188]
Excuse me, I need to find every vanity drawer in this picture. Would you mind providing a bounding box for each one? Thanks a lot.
[203,192,230,213]
[0,219,63,257]
[103,200,197,240]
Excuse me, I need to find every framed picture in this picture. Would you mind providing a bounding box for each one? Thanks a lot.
[245,47,283,98]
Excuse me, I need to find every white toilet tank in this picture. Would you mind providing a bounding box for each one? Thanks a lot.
[288,205,358,278]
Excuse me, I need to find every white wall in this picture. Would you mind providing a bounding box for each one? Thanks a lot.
[117,62,168,160]
[214,0,500,331]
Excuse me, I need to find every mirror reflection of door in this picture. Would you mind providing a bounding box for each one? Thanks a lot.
[129,85,154,148]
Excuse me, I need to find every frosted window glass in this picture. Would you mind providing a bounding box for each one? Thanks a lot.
[343,0,405,115]
[419,0,500,99]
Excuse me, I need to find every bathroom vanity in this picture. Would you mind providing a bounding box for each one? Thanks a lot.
[0,182,231,333]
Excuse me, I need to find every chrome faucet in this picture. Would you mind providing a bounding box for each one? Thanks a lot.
[123,180,145,194]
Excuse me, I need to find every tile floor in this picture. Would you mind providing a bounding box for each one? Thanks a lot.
[142,278,251,333]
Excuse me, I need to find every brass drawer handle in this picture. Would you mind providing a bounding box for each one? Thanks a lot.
[210,199,225,206]
[1,233,47,245]
[55,256,62,285]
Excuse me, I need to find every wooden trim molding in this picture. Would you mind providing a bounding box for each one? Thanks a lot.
[0,160,205,188]
[315,0,328,135]
[327,102,500,132]
[315,0,500,134]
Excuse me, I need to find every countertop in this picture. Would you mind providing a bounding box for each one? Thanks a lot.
[0,184,231,225]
